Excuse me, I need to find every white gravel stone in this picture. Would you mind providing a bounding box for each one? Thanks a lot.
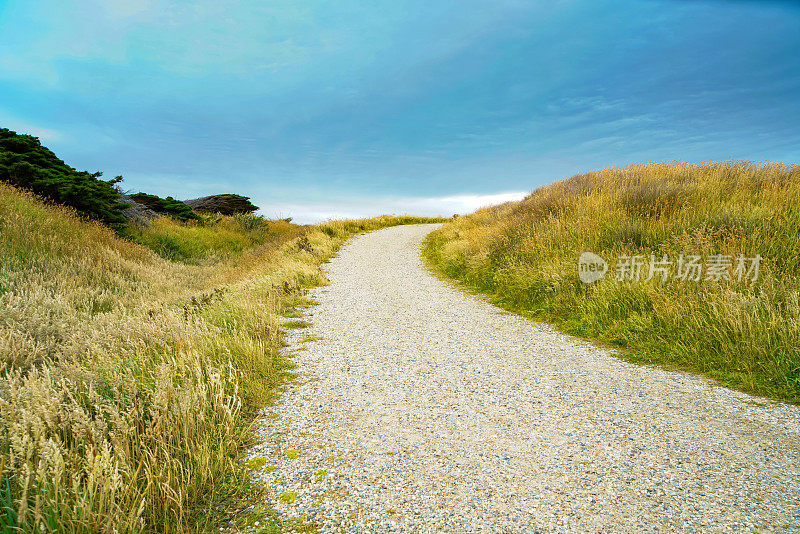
[250,224,800,533]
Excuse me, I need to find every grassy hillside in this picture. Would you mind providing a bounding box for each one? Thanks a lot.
[424,161,800,404]
[0,181,440,533]
[123,213,303,265]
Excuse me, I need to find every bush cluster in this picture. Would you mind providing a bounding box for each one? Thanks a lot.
[130,192,200,221]
[0,128,127,226]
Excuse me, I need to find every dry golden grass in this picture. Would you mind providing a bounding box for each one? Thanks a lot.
[424,161,800,403]
[0,182,441,533]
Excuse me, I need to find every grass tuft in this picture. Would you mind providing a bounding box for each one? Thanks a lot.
[283,320,312,329]
[279,492,298,505]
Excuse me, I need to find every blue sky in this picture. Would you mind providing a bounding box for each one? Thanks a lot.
[1,0,798,222]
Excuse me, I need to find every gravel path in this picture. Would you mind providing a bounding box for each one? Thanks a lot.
[250,224,800,533]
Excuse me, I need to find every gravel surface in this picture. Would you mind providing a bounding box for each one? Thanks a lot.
[249,224,800,533]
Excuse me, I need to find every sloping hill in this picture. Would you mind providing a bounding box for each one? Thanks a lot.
[0,181,440,532]
[424,161,800,403]
[0,182,304,532]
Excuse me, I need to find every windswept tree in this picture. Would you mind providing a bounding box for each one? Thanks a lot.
[0,128,127,226]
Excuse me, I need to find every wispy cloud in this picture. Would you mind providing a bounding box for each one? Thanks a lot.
[255,192,529,224]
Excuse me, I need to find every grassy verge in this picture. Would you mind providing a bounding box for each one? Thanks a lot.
[423,161,800,404]
[0,182,441,533]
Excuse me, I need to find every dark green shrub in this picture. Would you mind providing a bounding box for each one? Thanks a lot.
[184,194,259,215]
[130,192,200,221]
[0,128,127,226]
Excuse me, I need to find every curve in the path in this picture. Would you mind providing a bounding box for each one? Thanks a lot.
[250,224,800,533]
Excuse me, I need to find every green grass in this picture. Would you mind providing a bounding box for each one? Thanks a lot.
[279,492,298,505]
[283,320,312,329]
[424,161,800,404]
[123,215,303,264]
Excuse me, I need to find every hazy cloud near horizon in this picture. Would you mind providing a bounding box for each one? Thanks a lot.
[0,0,798,221]
[258,192,530,224]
